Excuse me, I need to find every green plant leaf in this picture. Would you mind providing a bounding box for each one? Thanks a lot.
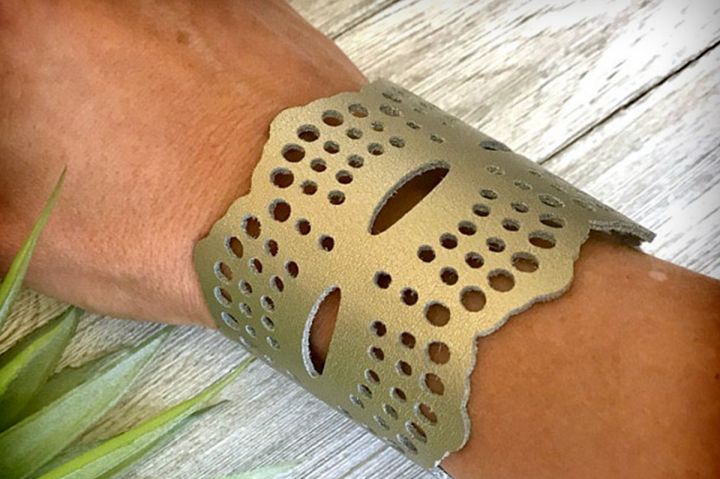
[0,306,81,430]
[0,168,65,329]
[215,463,297,479]
[0,327,170,479]
[34,403,224,479]
[36,358,253,479]
[20,345,130,420]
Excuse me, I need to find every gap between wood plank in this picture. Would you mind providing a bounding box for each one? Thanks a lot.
[540,36,720,166]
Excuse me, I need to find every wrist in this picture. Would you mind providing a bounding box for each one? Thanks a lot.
[181,77,368,328]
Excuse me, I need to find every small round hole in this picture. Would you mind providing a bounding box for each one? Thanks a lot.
[310,158,327,172]
[461,287,486,312]
[243,216,261,239]
[398,434,417,454]
[401,288,419,306]
[512,252,539,272]
[328,190,345,205]
[270,168,294,188]
[297,124,319,142]
[486,165,504,175]
[336,170,353,184]
[301,180,318,195]
[323,140,340,154]
[428,341,450,365]
[270,275,284,292]
[465,252,484,269]
[430,134,444,144]
[371,121,384,131]
[511,202,529,213]
[400,332,416,349]
[265,239,278,257]
[358,384,373,398]
[261,295,275,311]
[384,403,399,419]
[349,103,368,118]
[244,323,256,336]
[319,235,335,252]
[226,236,243,258]
[480,139,510,151]
[214,287,232,307]
[296,218,311,235]
[406,121,421,130]
[391,387,407,402]
[249,258,263,274]
[370,320,387,337]
[374,414,389,430]
[514,179,532,191]
[480,189,498,200]
[322,110,344,126]
[346,127,363,140]
[540,214,565,228]
[418,403,437,424]
[285,260,299,278]
[239,280,253,295]
[440,233,458,249]
[407,422,427,443]
[390,136,405,148]
[368,143,384,155]
[380,104,400,117]
[487,237,506,252]
[374,271,392,289]
[240,303,253,319]
[488,269,515,292]
[215,261,233,282]
[267,336,280,350]
[282,144,305,163]
[417,245,436,263]
[458,221,477,236]
[347,154,364,168]
[366,369,380,384]
[261,315,275,331]
[396,360,412,376]
[502,218,520,232]
[440,267,458,285]
[270,200,291,222]
[349,394,364,408]
[221,311,239,330]
[539,193,564,208]
[425,302,450,327]
[473,203,491,217]
[424,373,445,395]
[529,231,556,249]
[369,346,385,361]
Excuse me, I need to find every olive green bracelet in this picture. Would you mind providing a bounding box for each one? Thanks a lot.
[193,80,653,470]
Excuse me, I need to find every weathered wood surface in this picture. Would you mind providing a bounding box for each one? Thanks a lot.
[2,1,718,478]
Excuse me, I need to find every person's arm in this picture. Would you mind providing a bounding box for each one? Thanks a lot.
[1,2,718,477]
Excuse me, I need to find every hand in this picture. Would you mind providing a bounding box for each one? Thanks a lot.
[0,0,365,325]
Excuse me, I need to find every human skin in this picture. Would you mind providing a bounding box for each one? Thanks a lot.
[1,2,718,478]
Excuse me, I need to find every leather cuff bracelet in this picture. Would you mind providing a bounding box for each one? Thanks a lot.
[193,80,654,469]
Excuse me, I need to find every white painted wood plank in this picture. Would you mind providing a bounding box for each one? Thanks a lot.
[336,0,720,162]
[546,48,720,278]
[288,0,397,38]
[2,1,719,478]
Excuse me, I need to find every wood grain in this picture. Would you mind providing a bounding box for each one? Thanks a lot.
[288,0,397,39]
[1,1,718,478]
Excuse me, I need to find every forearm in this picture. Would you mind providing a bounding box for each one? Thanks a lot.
[2,3,718,477]
[443,234,720,478]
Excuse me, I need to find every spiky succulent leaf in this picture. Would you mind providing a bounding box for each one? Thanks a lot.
[0,169,65,329]
[0,306,81,430]
[0,328,169,479]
